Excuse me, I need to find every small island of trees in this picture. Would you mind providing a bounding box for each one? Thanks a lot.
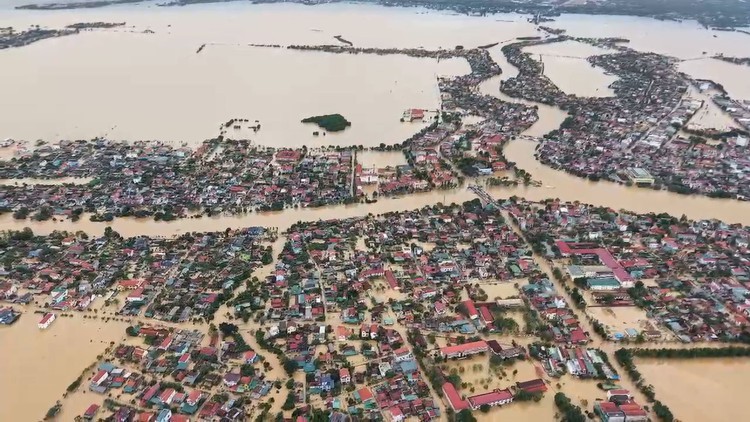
[301,114,351,132]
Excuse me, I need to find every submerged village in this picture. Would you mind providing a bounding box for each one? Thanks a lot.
[2,13,750,422]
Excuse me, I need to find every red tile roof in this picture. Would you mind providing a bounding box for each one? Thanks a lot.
[619,403,647,417]
[440,340,488,356]
[479,306,493,323]
[463,300,478,318]
[467,388,513,408]
[442,383,468,411]
[598,401,621,414]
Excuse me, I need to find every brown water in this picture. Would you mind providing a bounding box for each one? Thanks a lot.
[0,312,127,421]
[1,5,750,420]
[636,358,750,422]
[523,40,617,97]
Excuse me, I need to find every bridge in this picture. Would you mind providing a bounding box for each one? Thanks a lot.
[515,134,542,142]
[468,184,501,208]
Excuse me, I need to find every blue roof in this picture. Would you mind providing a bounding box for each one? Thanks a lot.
[399,360,419,373]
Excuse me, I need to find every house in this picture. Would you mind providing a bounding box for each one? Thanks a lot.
[619,403,647,422]
[587,277,621,291]
[155,409,172,422]
[159,388,177,405]
[516,378,547,393]
[394,346,413,362]
[378,362,392,377]
[223,373,241,387]
[0,283,17,299]
[389,405,405,422]
[596,401,625,422]
[126,288,146,303]
[370,323,379,339]
[83,404,100,420]
[442,382,469,411]
[607,389,632,403]
[177,353,191,370]
[439,340,488,359]
[337,325,349,341]
[185,390,202,406]
[479,306,494,324]
[487,340,524,359]
[90,370,108,387]
[320,374,334,391]
[339,368,351,384]
[38,312,56,329]
[467,388,514,410]
[243,351,259,364]
[355,387,374,404]
[462,300,479,319]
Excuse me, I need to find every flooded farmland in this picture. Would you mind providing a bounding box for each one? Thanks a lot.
[0,311,127,421]
[636,358,750,422]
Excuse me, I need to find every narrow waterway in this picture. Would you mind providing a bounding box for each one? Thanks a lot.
[480,42,750,225]
[0,9,749,238]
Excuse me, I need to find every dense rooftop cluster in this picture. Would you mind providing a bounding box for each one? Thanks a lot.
[0,226,276,323]
[0,139,355,220]
[502,37,750,200]
[508,198,750,343]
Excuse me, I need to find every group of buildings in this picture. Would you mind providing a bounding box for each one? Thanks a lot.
[509,198,750,343]
[0,139,355,221]
[77,326,267,421]
[0,226,276,325]
[503,35,750,200]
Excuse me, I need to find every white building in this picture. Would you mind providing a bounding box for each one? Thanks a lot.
[38,312,56,329]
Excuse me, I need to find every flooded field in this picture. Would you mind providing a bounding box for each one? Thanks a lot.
[679,58,750,101]
[586,306,653,335]
[357,150,408,169]
[476,280,524,299]
[684,85,742,131]
[636,358,750,422]
[0,3,746,145]
[443,354,607,421]
[523,40,617,97]
[0,34,466,146]
[0,311,127,421]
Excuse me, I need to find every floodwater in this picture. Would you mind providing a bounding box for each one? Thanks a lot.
[522,40,617,97]
[0,311,127,421]
[1,4,750,419]
[357,150,407,169]
[636,358,750,422]
[684,84,741,131]
[447,353,607,421]
[0,31,467,146]
[549,15,750,100]
[679,58,750,101]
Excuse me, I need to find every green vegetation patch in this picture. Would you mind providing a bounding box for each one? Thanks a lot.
[301,114,351,132]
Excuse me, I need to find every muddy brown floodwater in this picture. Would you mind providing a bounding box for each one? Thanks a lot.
[1,3,750,421]
[635,358,750,422]
[0,312,127,421]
